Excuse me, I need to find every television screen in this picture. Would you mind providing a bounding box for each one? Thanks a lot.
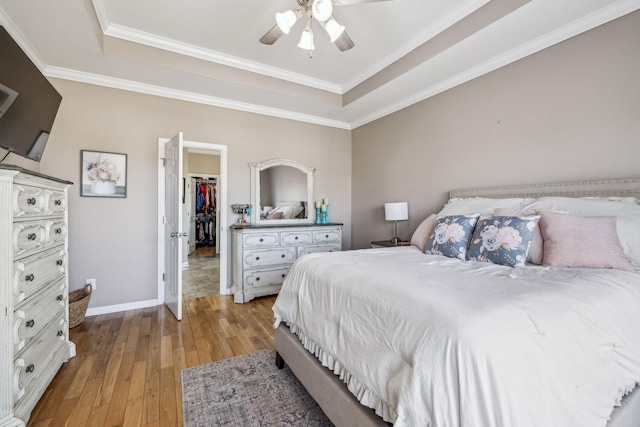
[0,25,62,162]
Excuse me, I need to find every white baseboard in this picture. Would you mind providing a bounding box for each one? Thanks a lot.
[86,299,159,317]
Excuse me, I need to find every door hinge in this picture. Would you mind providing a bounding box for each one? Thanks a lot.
[162,273,165,282]
[161,157,166,167]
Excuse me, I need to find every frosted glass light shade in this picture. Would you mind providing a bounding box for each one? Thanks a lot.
[276,10,298,34]
[298,29,315,50]
[312,0,333,22]
[384,202,409,221]
[325,18,345,43]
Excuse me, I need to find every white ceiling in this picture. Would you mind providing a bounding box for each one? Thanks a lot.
[0,0,638,129]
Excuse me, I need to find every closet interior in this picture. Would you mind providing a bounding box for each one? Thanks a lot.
[192,177,217,250]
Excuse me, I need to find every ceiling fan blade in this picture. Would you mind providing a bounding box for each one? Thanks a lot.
[332,0,392,5]
[334,30,354,51]
[259,25,284,45]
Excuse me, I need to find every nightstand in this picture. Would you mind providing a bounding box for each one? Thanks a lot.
[370,240,411,248]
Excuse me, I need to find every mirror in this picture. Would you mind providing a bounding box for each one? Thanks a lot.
[250,159,315,225]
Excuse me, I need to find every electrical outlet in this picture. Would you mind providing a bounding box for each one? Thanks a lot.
[86,278,96,290]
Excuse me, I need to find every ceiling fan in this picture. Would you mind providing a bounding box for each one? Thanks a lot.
[259,0,392,58]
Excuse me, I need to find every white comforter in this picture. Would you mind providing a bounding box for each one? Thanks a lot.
[272,246,640,427]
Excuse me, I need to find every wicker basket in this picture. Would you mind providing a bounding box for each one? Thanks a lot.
[69,284,92,328]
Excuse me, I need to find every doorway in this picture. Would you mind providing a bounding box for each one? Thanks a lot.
[157,137,229,314]
[183,171,220,299]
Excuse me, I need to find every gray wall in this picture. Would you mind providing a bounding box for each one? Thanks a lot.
[351,10,640,249]
[37,81,351,309]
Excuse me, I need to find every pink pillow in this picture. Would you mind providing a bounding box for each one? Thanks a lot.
[494,208,543,264]
[538,211,634,271]
[410,214,436,251]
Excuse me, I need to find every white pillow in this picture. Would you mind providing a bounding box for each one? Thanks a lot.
[522,197,640,265]
[438,197,533,216]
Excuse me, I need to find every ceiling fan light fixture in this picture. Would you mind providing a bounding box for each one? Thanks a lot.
[312,0,333,22]
[298,28,315,51]
[276,10,299,34]
[325,18,345,43]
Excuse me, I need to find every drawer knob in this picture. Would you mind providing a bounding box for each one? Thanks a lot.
[25,364,35,373]
[281,254,285,258]
[55,228,62,234]
[255,277,260,281]
[56,295,64,301]
[325,234,329,238]
[27,198,36,205]
[255,256,260,260]
[28,233,37,240]
[25,274,35,282]
[281,274,286,278]
[54,200,62,206]
[56,259,63,266]
[295,236,299,240]
[25,319,35,328]
[259,238,264,242]
[57,330,64,337]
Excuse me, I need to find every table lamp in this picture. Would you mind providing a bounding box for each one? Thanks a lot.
[384,202,408,244]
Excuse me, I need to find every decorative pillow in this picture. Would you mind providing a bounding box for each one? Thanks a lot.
[494,208,543,265]
[267,211,284,220]
[410,214,436,251]
[537,211,634,272]
[424,215,479,260]
[522,197,640,265]
[467,215,540,267]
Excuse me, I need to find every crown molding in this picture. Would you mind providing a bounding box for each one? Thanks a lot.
[351,0,640,129]
[44,66,352,130]
[103,23,344,95]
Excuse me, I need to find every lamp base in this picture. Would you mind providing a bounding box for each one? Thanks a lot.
[390,236,400,245]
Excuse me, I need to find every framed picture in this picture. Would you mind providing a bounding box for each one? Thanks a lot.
[80,150,127,198]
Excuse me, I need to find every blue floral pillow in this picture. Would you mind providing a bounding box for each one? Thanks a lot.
[424,215,480,260]
[467,215,540,267]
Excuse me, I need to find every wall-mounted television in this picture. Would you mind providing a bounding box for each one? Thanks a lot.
[0,25,62,162]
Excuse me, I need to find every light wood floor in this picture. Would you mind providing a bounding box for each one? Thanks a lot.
[27,294,277,427]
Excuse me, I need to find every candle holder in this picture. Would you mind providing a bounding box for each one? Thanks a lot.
[315,206,322,224]
[322,204,329,224]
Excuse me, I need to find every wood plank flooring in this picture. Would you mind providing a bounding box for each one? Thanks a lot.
[27,294,277,427]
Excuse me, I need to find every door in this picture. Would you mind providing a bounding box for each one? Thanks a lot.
[164,132,183,320]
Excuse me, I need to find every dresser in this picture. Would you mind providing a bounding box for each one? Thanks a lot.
[0,165,75,427]
[231,223,343,303]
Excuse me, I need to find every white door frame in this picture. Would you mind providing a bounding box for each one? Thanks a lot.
[158,139,229,304]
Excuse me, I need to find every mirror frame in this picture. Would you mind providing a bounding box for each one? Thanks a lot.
[250,158,315,225]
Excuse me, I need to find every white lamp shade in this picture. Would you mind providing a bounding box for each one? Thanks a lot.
[384,202,408,221]
[276,10,298,34]
[312,0,333,22]
[325,18,345,43]
[298,29,315,50]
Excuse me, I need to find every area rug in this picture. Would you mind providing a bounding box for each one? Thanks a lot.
[182,348,334,427]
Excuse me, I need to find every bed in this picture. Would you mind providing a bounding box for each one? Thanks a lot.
[272,178,640,427]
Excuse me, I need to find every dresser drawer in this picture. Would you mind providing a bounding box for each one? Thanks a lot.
[298,245,341,257]
[243,247,296,269]
[45,189,67,215]
[242,232,279,248]
[13,316,68,403]
[243,267,289,289]
[13,246,67,306]
[13,184,47,217]
[13,221,47,258]
[13,278,66,354]
[313,229,341,244]
[281,231,312,246]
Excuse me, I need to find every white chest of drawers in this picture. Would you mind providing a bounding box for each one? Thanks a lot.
[0,165,75,427]
[231,223,343,303]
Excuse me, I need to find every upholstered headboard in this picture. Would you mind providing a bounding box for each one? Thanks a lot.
[450,178,640,200]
